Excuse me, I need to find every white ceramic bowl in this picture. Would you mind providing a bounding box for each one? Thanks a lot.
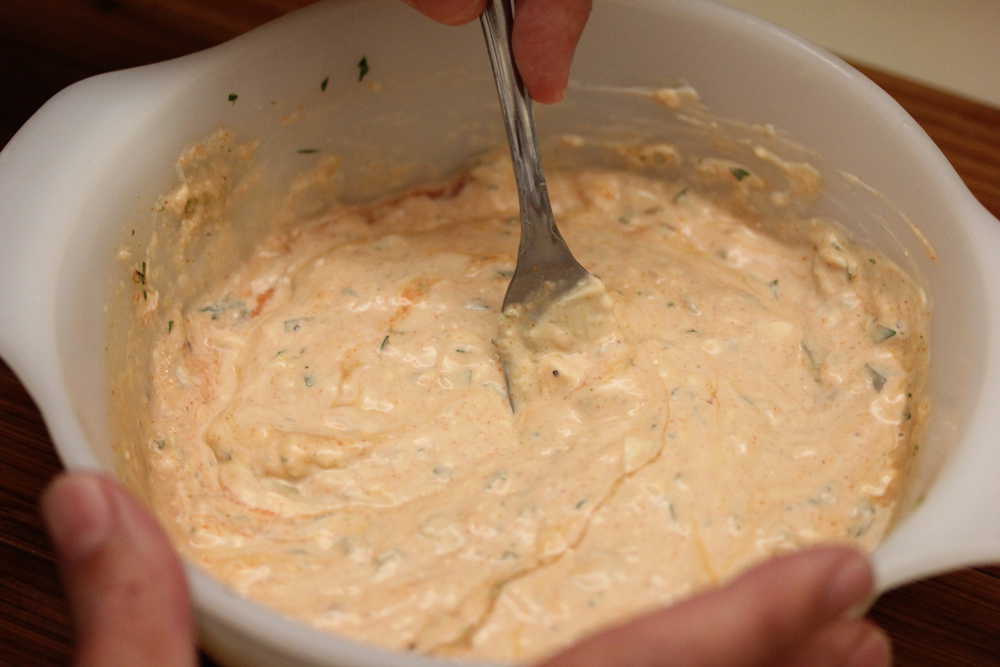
[2,1,998,665]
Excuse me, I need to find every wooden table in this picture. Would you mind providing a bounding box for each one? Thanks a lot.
[1,2,998,665]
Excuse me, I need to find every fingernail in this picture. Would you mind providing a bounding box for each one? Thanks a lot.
[42,474,113,563]
[826,553,873,614]
[847,628,892,667]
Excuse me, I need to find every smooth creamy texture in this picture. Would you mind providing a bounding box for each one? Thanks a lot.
[143,157,928,662]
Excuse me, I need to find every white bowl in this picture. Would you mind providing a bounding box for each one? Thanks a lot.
[1,1,998,665]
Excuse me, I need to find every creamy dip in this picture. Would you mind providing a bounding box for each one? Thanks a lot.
[138,154,928,662]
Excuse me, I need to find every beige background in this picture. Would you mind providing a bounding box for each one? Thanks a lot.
[714,0,1000,107]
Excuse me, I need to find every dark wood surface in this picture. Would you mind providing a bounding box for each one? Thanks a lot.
[1,2,999,665]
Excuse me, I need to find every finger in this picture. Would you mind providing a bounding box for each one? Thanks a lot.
[512,0,592,103]
[780,620,891,667]
[402,0,486,25]
[536,546,873,667]
[41,473,196,667]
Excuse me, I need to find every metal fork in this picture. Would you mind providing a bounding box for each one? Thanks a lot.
[480,0,593,314]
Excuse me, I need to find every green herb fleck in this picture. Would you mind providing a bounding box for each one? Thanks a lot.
[618,216,631,225]
[357,56,369,82]
[848,500,876,538]
[868,257,877,265]
[575,499,588,509]
[685,328,699,334]
[731,167,751,181]
[455,347,469,354]
[297,148,320,154]
[865,364,887,392]
[801,342,820,378]
[228,93,238,104]
[167,320,174,333]
[666,301,676,308]
[142,289,148,301]
[304,375,315,387]
[284,318,309,332]
[768,279,780,299]
[154,439,167,450]
[380,335,390,351]
[465,300,490,311]
[133,261,146,285]
[873,325,897,343]
[672,187,689,203]
[321,76,329,92]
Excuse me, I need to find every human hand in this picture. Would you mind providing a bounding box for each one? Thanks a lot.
[537,547,890,667]
[41,473,196,667]
[402,0,592,103]
[42,472,889,667]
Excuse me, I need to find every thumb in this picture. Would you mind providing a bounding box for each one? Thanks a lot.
[538,546,884,667]
[41,473,196,667]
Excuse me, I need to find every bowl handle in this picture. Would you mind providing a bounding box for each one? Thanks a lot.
[874,425,1000,592]
[874,204,1000,591]
[0,65,185,371]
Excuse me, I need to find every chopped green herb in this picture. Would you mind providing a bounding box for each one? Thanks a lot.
[731,167,751,181]
[685,328,699,334]
[304,375,315,387]
[167,320,174,333]
[865,364,887,392]
[618,216,631,225]
[873,325,897,343]
[454,347,469,354]
[154,439,166,450]
[321,76,329,91]
[768,279,780,299]
[133,261,147,285]
[666,301,676,308]
[575,498,588,509]
[868,257,877,265]
[380,335,390,351]
[465,300,490,311]
[200,300,247,320]
[228,93,238,104]
[357,56,369,82]
[672,187,689,203]
[142,289,148,301]
[848,500,876,538]
[801,342,820,376]
[297,148,320,154]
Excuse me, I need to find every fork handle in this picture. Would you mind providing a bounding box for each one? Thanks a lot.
[480,0,559,243]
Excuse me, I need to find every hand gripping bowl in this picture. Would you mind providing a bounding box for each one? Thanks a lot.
[1,1,998,665]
